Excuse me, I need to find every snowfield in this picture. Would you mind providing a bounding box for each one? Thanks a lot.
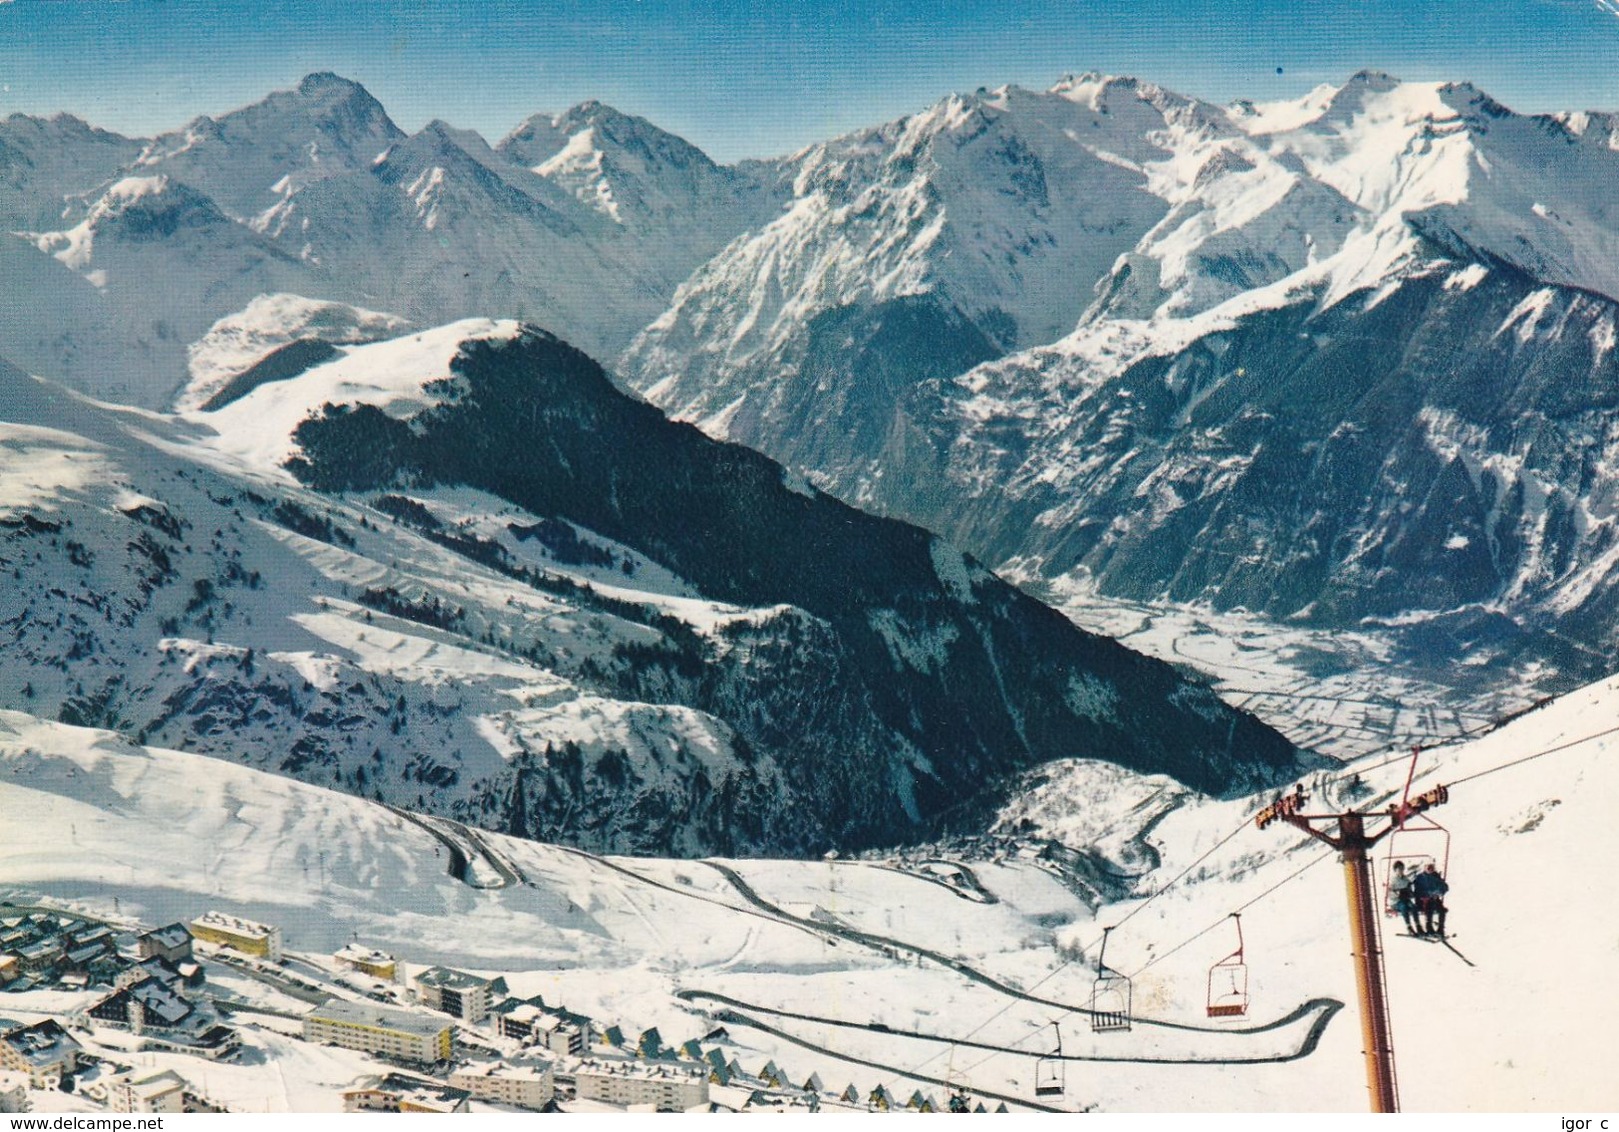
[2,665,1616,1111]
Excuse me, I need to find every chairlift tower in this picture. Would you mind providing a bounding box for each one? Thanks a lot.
[1255,778,1449,1113]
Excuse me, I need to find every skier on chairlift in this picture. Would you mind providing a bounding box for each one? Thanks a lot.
[1389,861,1421,935]
[1411,862,1449,937]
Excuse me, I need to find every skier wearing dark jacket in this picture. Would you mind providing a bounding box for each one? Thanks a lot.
[1411,863,1449,936]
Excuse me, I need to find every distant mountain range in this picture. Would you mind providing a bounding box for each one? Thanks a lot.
[4,68,1617,849]
[619,71,1619,695]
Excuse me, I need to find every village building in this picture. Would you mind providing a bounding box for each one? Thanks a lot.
[90,976,193,1031]
[85,977,240,1060]
[136,924,194,965]
[0,1019,81,1088]
[13,938,63,976]
[572,1059,709,1112]
[0,956,17,987]
[304,999,453,1066]
[114,956,203,992]
[189,911,282,961]
[343,1073,470,1113]
[66,924,113,949]
[637,1027,668,1059]
[703,1049,732,1086]
[412,966,506,1025]
[108,1070,188,1114]
[334,943,398,982]
[492,999,585,1055]
[61,940,114,976]
[448,1058,555,1110]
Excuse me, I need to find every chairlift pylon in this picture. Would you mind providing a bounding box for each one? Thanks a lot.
[1033,1021,1065,1097]
[1089,926,1132,1032]
[1206,912,1250,1018]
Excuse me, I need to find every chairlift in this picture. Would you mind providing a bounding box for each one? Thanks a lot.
[1089,926,1132,1033]
[1380,747,1452,914]
[1381,815,1452,905]
[1033,1022,1065,1097]
[943,1044,974,1110]
[1206,913,1250,1018]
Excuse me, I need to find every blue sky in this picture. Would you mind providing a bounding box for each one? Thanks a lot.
[2,0,1616,161]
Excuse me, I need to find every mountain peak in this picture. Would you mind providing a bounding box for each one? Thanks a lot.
[1049,72,1140,103]
[1347,69,1402,88]
[297,71,364,96]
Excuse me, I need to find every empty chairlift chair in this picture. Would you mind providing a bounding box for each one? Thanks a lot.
[1033,1022,1065,1097]
[1206,913,1250,1018]
[1089,927,1132,1033]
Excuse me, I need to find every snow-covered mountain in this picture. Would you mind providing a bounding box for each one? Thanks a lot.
[623,76,1187,435]
[0,319,1300,857]
[498,100,782,293]
[8,67,1619,821]
[0,75,775,408]
[129,72,405,225]
[620,71,1619,707]
[9,174,314,405]
[0,112,142,230]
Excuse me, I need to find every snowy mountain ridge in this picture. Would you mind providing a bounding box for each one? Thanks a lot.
[0,318,1302,858]
[0,74,775,407]
[618,70,1619,723]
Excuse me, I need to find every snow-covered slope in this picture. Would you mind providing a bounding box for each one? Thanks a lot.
[2,663,1613,1110]
[0,353,799,855]
[0,318,1302,856]
[177,293,413,412]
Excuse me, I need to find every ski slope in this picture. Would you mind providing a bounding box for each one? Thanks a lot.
[1,666,1616,1111]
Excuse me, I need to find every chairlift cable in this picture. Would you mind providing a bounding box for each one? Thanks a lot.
[1446,721,1619,787]
[880,716,1616,1102]
[1128,846,1333,979]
